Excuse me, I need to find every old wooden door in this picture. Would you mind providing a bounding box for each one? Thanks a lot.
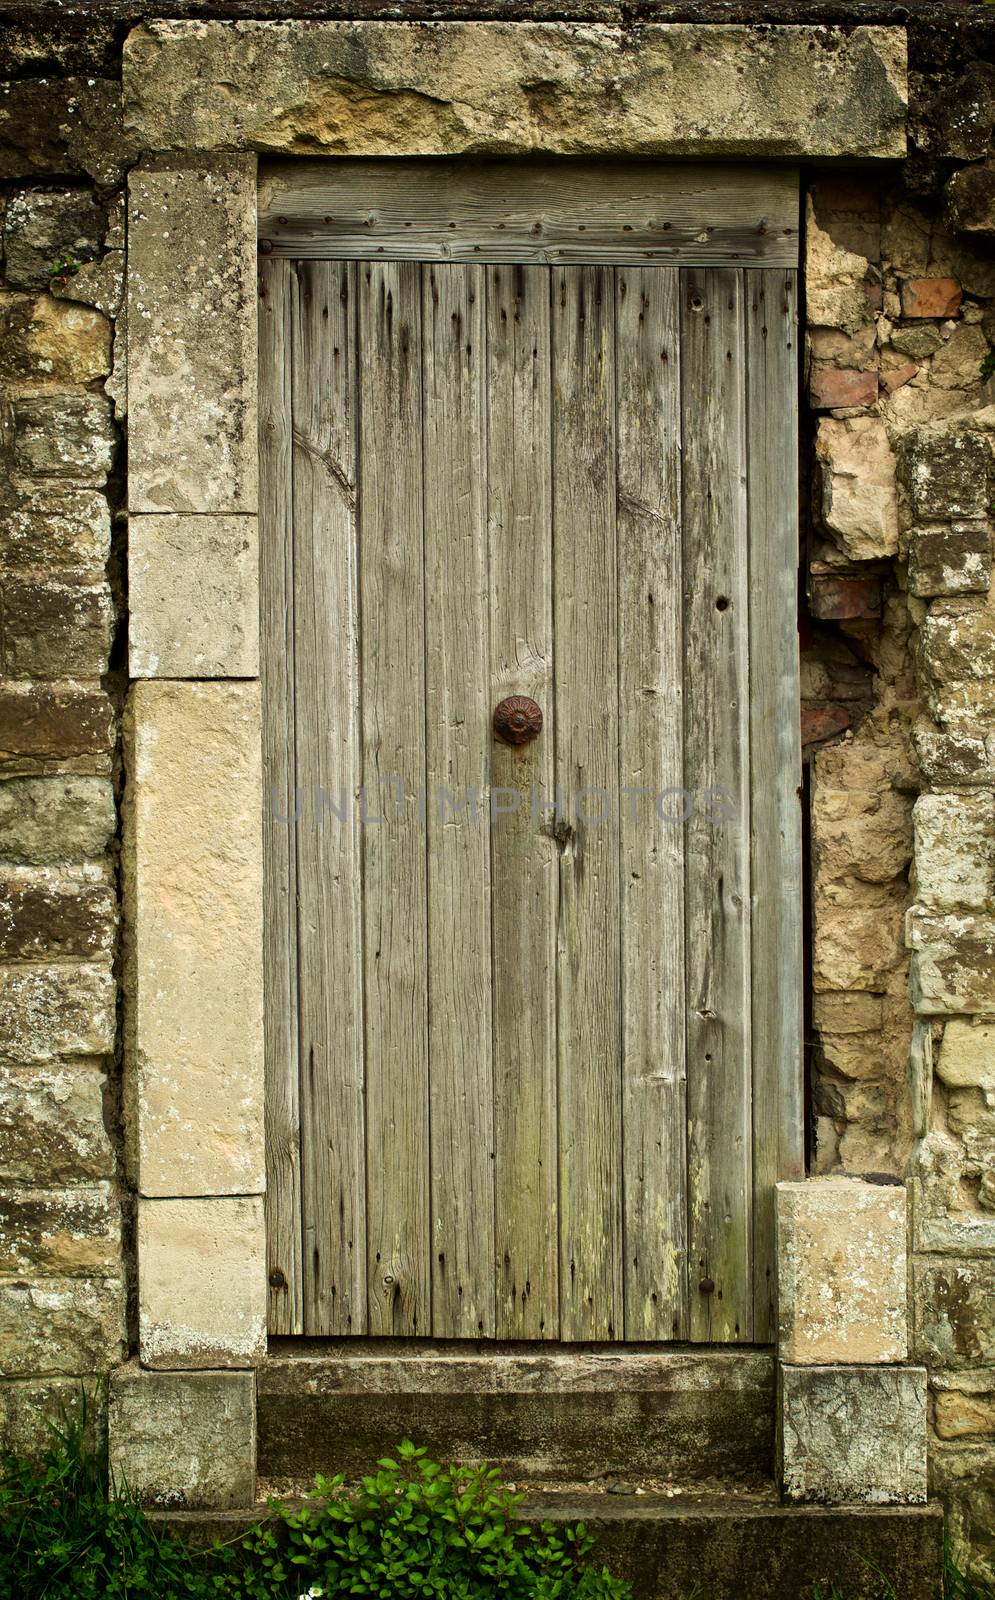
[260,162,802,1345]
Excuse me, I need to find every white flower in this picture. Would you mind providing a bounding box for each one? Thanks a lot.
[297,1588,324,1599]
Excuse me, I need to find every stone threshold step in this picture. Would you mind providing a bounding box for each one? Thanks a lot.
[155,1495,944,1600]
[258,1345,775,1486]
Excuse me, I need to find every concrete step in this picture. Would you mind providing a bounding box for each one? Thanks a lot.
[258,1343,775,1487]
[158,1492,944,1600]
[523,1492,944,1600]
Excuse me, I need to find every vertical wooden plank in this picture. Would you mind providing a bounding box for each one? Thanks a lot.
[681,267,753,1343]
[487,265,559,1340]
[747,267,803,1342]
[259,257,303,1336]
[292,261,366,1334]
[552,265,623,1341]
[615,267,688,1342]
[422,264,495,1337]
[359,260,431,1335]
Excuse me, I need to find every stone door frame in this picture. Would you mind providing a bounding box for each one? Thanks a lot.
[118,17,913,1507]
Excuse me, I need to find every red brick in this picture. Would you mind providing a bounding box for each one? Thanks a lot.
[810,574,883,620]
[900,278,963,319]
[881,361,919,394]
[802,704,851,747]
[809,366,878,410]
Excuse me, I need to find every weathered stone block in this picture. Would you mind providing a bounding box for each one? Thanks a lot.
[0,963,115,1060]
[0,78,136,187]
[0,1277,125,1376]
[0,870,115,959]
[780,1365,928,1505]
[937,1019,995,1092]
[129,514,258,678]
[913,794,995,912]
[52,251,125,321]
[920,595,995,726]
[128,156,257,514]
[934,1374,995,1440]
[0,1377,104,1461]
[125,681,263,1196]
[777,1178,908,1364]
[915,1258,995,1368]
[908,523,991,598]
[0,1184,120,1277]
[109,1365,255,1509]
[0,776,115,864]
[123,21,907,160]
[0,1061,113,1182]
[946,163,995,242]
[0,293,111,385]
[922,61,995,162]
[909,1132,995,1257]
[901,430,991,522]
[0,487,110,572]
[912,723,991,786]
[813,992,884,1036]
[814,899,905,993]
[813,786,913,892]
[900,278,963,318]
[2,573,114,679]
[812,203,870,334]
[3,188,106,291]
[891,324,944,360]
[908,909,995,1015]
[930,1441,995,1586]
[816,417,899,561]
[138,1197,266,1369]
[10,393,116,485]
[0,683,114,773]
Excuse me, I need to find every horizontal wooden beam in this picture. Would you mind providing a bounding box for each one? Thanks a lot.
[258,160,799,265]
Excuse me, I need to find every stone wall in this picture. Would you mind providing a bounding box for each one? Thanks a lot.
[1,0,995,1579]
[802,69,995,1573]
[0,19,132,1447]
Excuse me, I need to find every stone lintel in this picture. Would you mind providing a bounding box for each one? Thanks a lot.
[777,1178,909,1365]
[129,513,259,678]
[779,1365,928,1506]
[137,1197,267,1369]
[124,681,263,1197]
[109,1363,256,1508]
[123,21,907,162]
[128,154,257,515]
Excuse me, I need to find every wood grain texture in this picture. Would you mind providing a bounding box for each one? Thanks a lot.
[747,268,804,1343]
[680,268,753,1344]
[422,264,496,1338]
[552,266,623,1341]
[359,260,431,1335]
[292,260,366,1335]
[615,267,688,1342]
[259,161,800,266]
[259,257,303,1336]
[486,265,559,1340]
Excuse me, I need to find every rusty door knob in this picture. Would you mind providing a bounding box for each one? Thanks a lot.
[493,695,543,746]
